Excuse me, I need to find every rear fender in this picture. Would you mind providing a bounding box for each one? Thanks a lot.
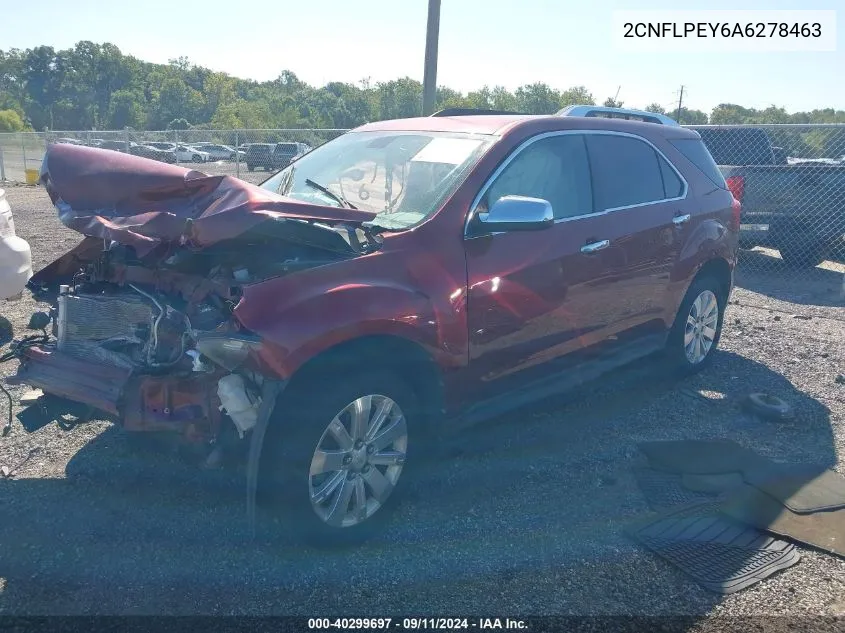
[667,217,735,318]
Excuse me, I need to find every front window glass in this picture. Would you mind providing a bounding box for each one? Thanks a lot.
[482,135,593,220]
[260,131,494,230]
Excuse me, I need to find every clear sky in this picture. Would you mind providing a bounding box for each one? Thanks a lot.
[1,0,841,114]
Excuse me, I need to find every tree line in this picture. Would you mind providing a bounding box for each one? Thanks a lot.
[1,41,844,136]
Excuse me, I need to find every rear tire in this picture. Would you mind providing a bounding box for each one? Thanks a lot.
[777,239,826,269]
[665,276,726,374]
[260,370,419,547]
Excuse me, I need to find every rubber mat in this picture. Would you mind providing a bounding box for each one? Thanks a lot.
[629,501,801,594]
[633,467,716,511]
[638,440,845,514]
[638,439,765,474]
[743,464,845,514]
[720,483,845,559]
[682,472,745,494]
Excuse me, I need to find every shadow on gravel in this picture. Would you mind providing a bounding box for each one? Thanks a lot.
[0,316,13,347]
[0,350,833,617]
[736,249,845,307]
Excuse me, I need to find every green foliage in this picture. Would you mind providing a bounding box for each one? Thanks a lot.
[167,118,190,130]
[676,107,708,125]
[0,109,27,132]
[0,41,841,137]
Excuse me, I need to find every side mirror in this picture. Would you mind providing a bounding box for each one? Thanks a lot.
[477,195,554,232]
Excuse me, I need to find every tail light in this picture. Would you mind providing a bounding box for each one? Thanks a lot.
[726,175,745,203]
[725,176,744,232]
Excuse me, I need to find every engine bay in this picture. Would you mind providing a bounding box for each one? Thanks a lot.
[9,226,355,452]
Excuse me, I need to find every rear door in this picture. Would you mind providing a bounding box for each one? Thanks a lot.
[582,133,695,338]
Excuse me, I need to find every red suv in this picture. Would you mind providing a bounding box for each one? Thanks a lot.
[13,111,738,546]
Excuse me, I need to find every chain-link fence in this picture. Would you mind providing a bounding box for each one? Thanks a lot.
[682,124,845,305]
[1,123,843,298]
[0,128,349,186]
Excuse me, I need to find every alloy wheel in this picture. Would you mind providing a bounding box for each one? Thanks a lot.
[684,289,719,364]
[308,394,408,528]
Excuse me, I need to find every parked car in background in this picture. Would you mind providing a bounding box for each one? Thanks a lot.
[54,138,84,146]
[270,142,312,169]
[694,126,845,267]
[192,144,243,161]
[146,142,178,152]
[98,140,128,152]
[0,189,33,301]
[244,143,275,171]
[15,109,737,546]
[128,143,177,164]
[173,145,209,163]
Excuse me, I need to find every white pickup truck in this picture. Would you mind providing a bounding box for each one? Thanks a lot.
[0,189,33,300]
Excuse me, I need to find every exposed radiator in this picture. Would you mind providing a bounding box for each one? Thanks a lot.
[57,291,154,369]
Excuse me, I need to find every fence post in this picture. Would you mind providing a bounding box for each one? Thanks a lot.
[124,127,130,152]
[21,134,27,173]
[0,143,6,182]
[175,129,180,147]
[235,129,240,179]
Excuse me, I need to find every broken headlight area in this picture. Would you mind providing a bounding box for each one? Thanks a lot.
[194,333,263,372]
[7,249,281,455]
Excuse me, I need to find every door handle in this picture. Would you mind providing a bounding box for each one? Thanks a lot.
[672,214,691,226]
[581,239,610,254]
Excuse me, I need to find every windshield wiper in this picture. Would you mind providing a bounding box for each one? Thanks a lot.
[304,178,357,210]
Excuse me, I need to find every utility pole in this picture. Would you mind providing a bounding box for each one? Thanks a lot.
[422,0,441,116]
[676,85,685,124]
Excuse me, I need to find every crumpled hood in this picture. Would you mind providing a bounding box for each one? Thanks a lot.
[40,143,377,256]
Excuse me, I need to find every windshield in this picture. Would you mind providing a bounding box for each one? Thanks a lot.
[260,130,494,230]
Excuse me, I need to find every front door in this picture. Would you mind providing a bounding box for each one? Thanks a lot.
[464,132,625,403]
[579,132,695,341]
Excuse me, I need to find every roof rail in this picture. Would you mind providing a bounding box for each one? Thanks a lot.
[430,108,525,117]
[557,104,680,127]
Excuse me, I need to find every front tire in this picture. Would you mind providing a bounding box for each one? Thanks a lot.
[191,154,203,163]
[666,276,726,374]
[261,370,418,547]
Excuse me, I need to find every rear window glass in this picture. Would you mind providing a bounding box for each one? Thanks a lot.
[658,156,684,198]
[276,143,298,152]
[585,135,665,211]
[670,139,727,188]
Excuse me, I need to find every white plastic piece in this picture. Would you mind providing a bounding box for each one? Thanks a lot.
[0,189,33,301]
[217,374,260,438]
[186,350,208,372]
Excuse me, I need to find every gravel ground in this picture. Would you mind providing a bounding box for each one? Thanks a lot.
[1,183,844,623]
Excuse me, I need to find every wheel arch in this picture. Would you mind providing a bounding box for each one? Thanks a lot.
[692,257,733,305]
[283,334,445,423]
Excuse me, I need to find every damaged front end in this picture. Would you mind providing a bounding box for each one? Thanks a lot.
[7,144,380,459]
